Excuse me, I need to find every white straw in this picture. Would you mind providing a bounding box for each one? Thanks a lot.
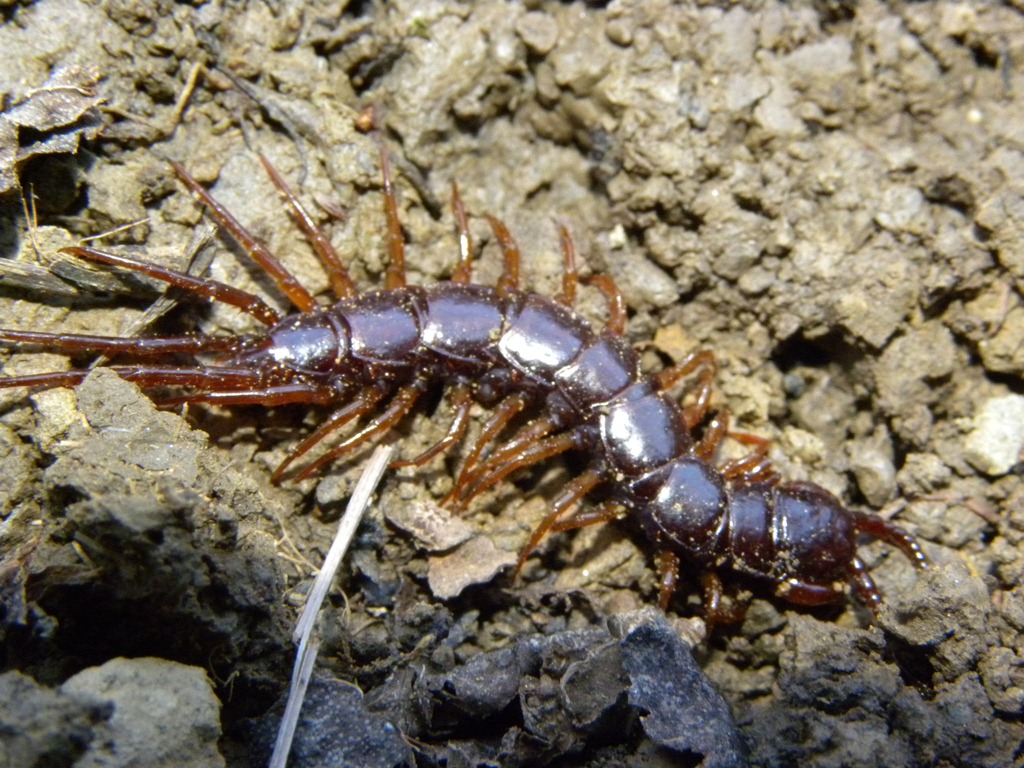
[292,444,393,645]
[268,635,321,768]
[269,444,393,768]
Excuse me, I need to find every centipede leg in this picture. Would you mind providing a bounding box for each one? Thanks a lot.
[729,430,772,452]
[444,393,530,504]
[457,415,558,490]
[259,154,357,300]
[583,274,627,335]
[295,384,422,480]
[696,412,729,461]
[656,550,680,611]
[717,426,779,483]
[449,183,474,285]
[550,501,622,534]
[700,570,749,628]
[484,215,521,294]
[556,224,578,306]
[694,409,777,482]
[515,468,604,575]
[379,148,407,291]
[848,557,882,612]
[716,436,778,483]
[720,454,779,486]
[172,163,318,313]
[552,224,627,334]
[453,432,578,511]
[272,388,386,482]
[391,384,473,468]
[654,349,717,430]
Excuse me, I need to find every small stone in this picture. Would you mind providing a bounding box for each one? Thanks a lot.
[964,395,1024,476]
[978,305,1024,375]
[753,84,805,137]
[874,323,958,411]
[28,387,79,452]
[61,657,224,768]
[848,432,897,507]
[874,185,925,232]
[711,6,757,69]
[783,37,855,81]
[781,427,826,465]
[980,646,1024,716]
[384,498,474,552]
[613,258,678,309]
[428,536,517,599]
[897,453,952,496]
[515,11,558,56]
[604,18,632,47]
[724,72,770,112]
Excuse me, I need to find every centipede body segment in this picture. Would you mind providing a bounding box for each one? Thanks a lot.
[0,147,929,628]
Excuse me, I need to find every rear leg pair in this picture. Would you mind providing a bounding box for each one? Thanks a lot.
[770,511,930,617]
[655,506,931,632]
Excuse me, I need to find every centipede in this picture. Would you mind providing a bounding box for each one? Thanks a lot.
[0,147,929,627]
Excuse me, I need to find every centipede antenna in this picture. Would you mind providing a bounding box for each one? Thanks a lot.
[0,329,242,357]
[172,162,319,313]
[0,365,263,392]
[163,382,338,408]
[258,154,358,300]
[62,246,282,326]
[379,148,407,290]
[450,182,473,284]
[89,224,218,369]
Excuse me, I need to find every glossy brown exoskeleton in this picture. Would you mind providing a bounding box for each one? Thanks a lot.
[0,149,928,627]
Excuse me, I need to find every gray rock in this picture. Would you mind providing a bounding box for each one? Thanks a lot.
[61,657,224,768]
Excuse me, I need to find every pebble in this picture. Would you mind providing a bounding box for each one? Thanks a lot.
[515,11,559,56]
[61,657,223,768]
[979,306,1024,376]
[964,395,1024,475]
[428,536,518,599]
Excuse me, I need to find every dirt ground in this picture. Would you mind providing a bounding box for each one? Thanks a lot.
[1,1,1023,766]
